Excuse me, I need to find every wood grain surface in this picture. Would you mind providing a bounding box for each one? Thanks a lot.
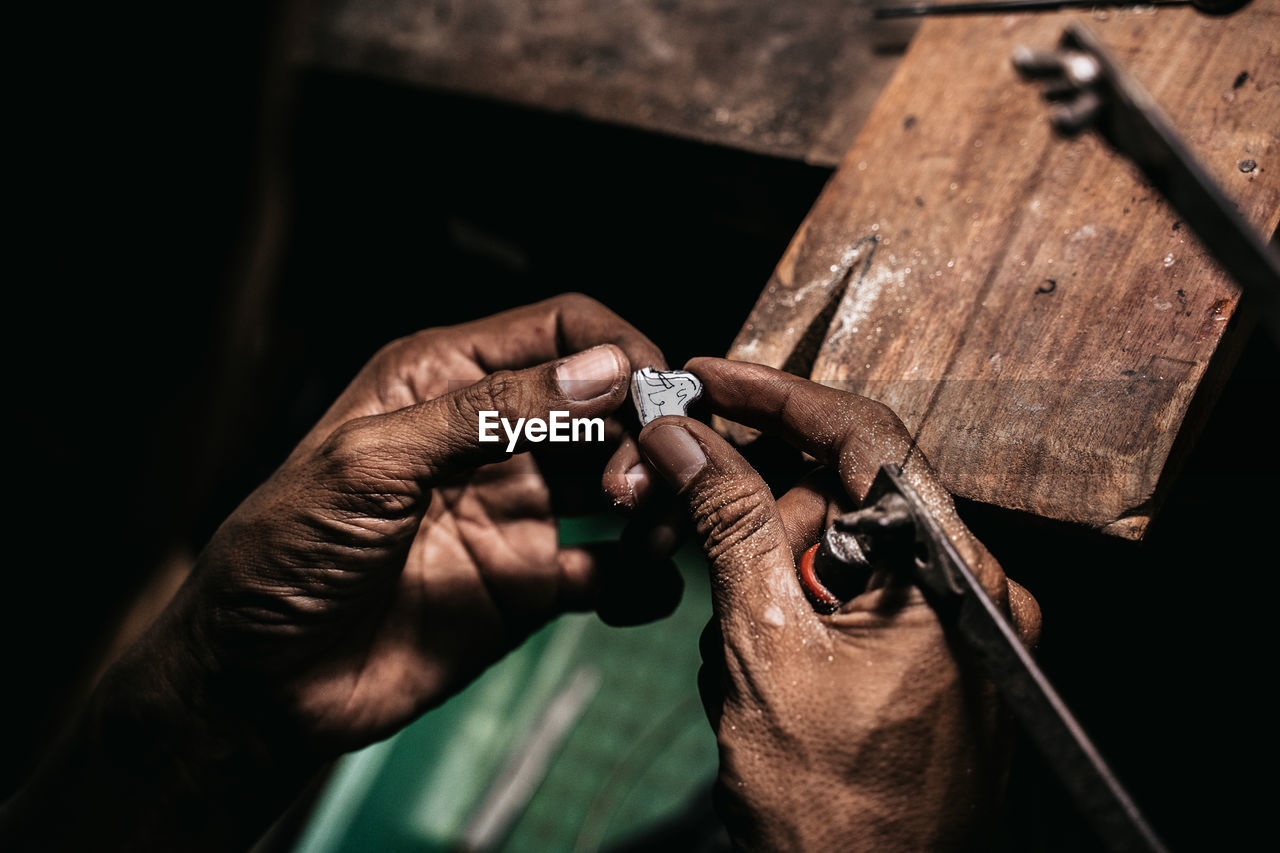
[726,3,1279,538]
[300,0,917,166]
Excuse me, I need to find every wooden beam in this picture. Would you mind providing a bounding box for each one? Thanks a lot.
[727,4,1279,538]
[300,0,916,166]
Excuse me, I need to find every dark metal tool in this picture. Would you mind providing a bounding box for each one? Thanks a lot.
[798,464,1168,853]
[1013,21,1280,342]
[874,0,1248,19]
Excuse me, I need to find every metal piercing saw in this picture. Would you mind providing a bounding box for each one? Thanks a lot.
[798,464,1169,853]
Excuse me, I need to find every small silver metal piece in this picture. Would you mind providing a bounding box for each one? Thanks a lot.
[1011,45,1065,78]
[822,524,871,573]
[631,368,704,425]
[1051,90,1104,136]
[1062,52,1101,87]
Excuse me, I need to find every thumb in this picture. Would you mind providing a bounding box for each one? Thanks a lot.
[637,417,803,618]
[316,344,631,499]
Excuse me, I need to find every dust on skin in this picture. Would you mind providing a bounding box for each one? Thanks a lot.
[776,394,1034,643]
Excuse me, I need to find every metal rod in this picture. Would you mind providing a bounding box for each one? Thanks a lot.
[882,466,1170,853]
[460,667,601,851]
[1019,22,1280,342]
[874,0,1187,19]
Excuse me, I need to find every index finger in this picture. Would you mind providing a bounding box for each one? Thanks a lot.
[685,358,913,501]
[431,293,667,375]
[414,294,667,509]
[685,357,1008,607]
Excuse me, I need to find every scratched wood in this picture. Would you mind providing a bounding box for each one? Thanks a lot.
[300,0,917,166]
[726,4,1280,538]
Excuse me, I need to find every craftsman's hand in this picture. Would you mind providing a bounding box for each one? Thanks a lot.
[0,295,676,852]
[170,295,678,749]
[638,359,1041,852]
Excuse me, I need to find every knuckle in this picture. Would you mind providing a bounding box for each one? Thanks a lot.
[828,393,907,441]
[861,397,907,434]
[836,397,912,487]
[368,328,449,378]
[369,334,411,365]
[467,368,530,417]
[365,333,421,378]
[692,476,784,565]
[315,421,420,518]
[554,291,604,313]
[318,419,382,470]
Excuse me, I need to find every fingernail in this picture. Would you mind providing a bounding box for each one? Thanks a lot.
[557,346,622,401]
[642,425,706,489]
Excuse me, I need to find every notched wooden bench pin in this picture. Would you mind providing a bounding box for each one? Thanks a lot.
[631,368,703,425]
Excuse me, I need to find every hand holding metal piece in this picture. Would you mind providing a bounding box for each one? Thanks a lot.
[874,0,1248,19]
[797,490,915,612]
[799,464,1168,853]
[1013,22,1280,342]
[631,368,703,425]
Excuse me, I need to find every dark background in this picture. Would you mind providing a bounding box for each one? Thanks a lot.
[10,3,1276,850]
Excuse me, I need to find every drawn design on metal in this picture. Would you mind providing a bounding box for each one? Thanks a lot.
[631,368,704,425]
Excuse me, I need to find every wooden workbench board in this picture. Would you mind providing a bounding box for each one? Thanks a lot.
[303,0,917,167]
[728,3,1279,538]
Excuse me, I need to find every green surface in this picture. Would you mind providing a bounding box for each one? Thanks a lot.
[293,516,717,853]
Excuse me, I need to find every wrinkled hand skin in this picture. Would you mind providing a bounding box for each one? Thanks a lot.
[1,295,678,852]
[171,294,676,754]
[639,359,1041,852]
[170,295,675,756]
